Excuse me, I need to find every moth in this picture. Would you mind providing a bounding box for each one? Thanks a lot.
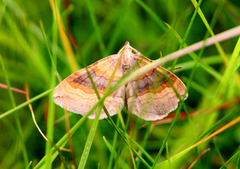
[53,42,188,121]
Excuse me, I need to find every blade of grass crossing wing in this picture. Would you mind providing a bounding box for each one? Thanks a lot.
[81,27,240,123]
[78,45,127,168]
[191,0,228,64]
[105,27,240,99]
[166,23,222,81]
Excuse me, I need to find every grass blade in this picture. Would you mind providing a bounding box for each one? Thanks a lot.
[0,54,29,167]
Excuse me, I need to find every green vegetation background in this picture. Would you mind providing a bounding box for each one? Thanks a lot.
[0,0,240,168]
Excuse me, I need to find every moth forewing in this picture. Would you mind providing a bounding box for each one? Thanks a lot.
[53,54,125,119]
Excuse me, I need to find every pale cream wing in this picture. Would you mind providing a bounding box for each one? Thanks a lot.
[53,54,125,119]
[126,54,187,121]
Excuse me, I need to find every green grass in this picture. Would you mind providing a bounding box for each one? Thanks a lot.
[1,0,240,169]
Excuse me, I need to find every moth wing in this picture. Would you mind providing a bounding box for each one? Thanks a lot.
[126,54,187,121]
[54,54,125,119]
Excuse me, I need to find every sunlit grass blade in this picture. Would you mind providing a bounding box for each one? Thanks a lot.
[166,23,222,81]
[191,0,228,64]
[49,0,79,73]
[196,106,240,144]
[217,37,240,96]
[155,116,240,168]
[26,161,32,169]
